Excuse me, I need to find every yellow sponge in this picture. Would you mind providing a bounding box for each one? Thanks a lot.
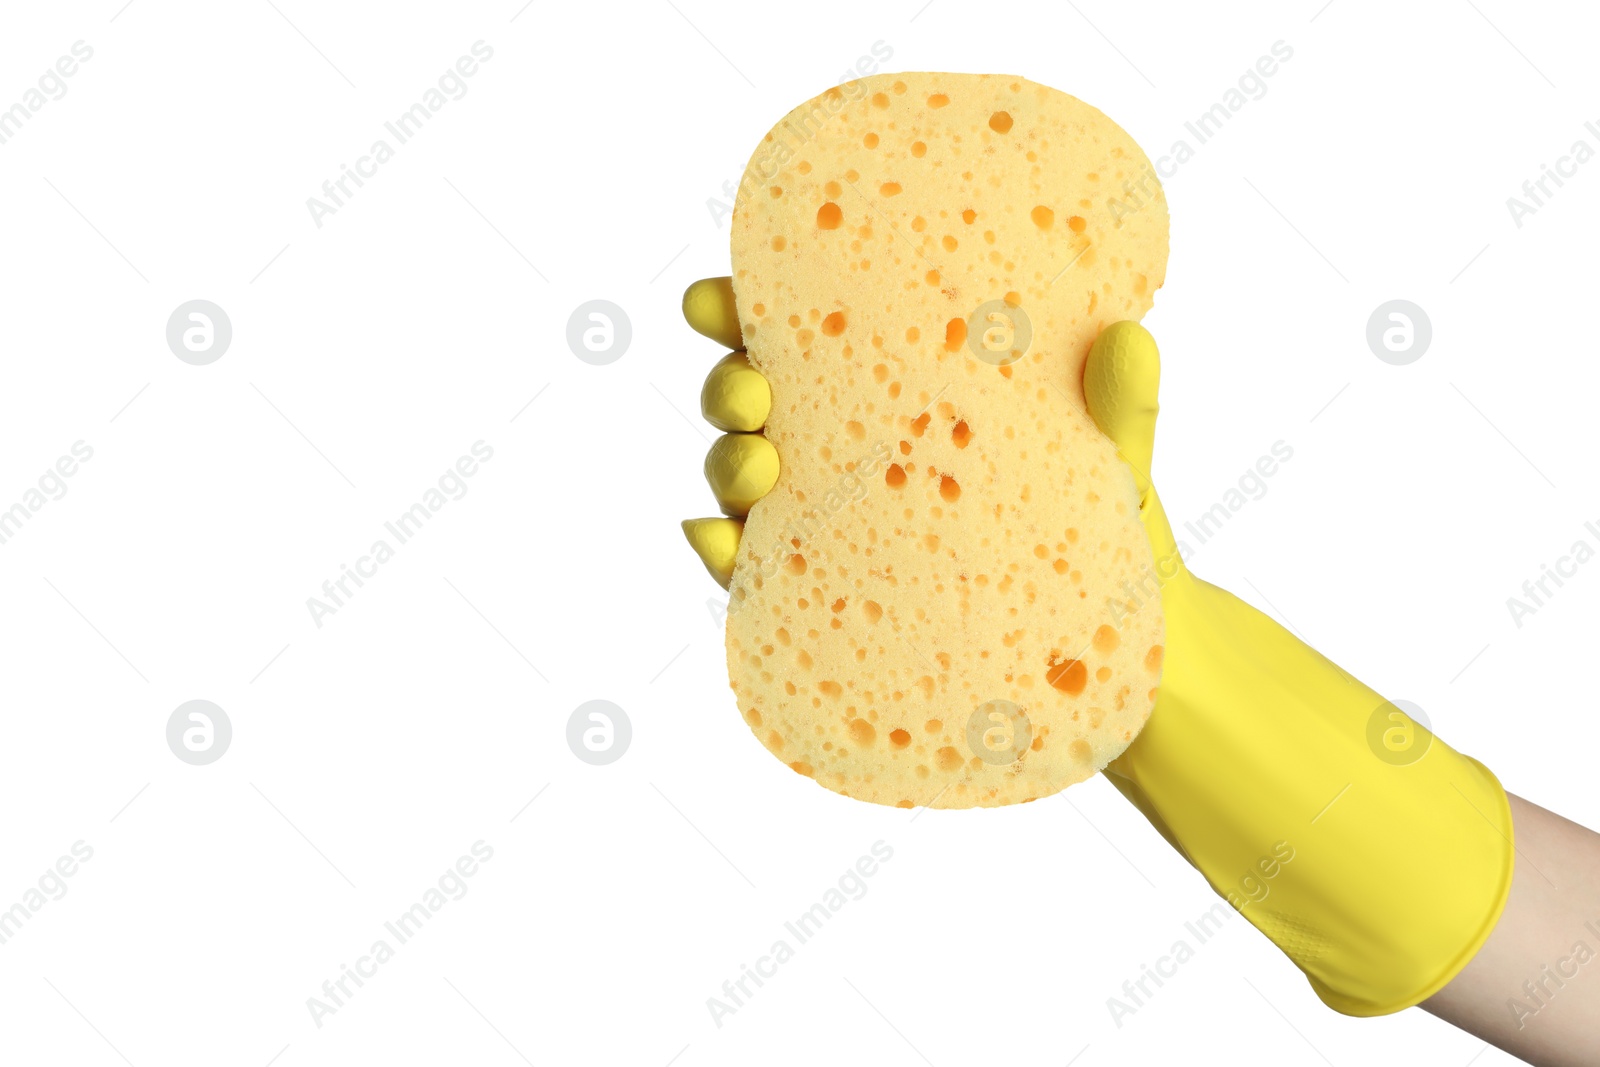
[724,73,1168,808]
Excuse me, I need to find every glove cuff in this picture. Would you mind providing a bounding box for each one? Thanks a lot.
[1306,754,1514,1016]
[1108,576,1515,1015]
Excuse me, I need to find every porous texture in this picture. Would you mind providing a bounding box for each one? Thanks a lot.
[725,73,1168,808]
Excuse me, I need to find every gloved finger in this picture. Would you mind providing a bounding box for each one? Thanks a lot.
[702,351,771,432]
[684,279,762,585]
[682,517,744,588]
[1083,321,1180,568]
[704,432,779,516]
[683,277,744,351]
[1083,320,1160,483]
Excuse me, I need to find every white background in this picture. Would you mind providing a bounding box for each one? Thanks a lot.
[0,1,1595,1064]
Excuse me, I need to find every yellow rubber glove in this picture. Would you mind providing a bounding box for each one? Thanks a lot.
[1085,322,1513,1016]
[681,277,774,585]
[681,280,1515,1016]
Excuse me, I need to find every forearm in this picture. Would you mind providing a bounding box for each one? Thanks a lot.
[1424,793,1600,1067]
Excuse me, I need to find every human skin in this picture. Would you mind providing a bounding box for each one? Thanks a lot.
[1424,793,1600,1066]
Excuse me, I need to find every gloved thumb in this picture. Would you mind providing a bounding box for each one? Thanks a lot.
[1084,321,1181,569]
